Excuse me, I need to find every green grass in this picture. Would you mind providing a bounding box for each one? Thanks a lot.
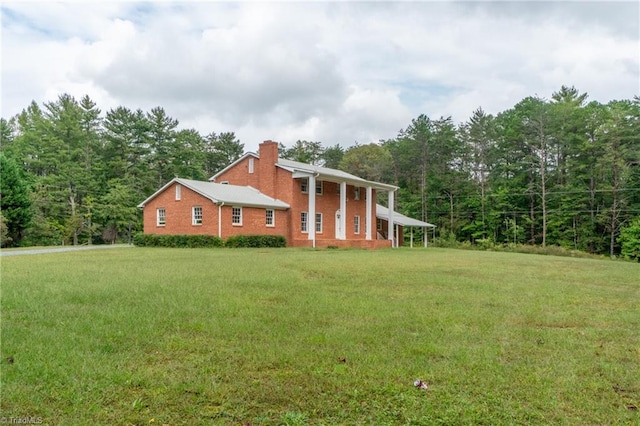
[1,248,639,425]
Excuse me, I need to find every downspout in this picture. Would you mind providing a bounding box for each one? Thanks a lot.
[218,201,225,239]
[314,173,320,248]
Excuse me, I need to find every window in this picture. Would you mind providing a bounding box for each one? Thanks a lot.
[354,215,360,234]
[301,179,308,193]
[232,207,242,225]
[301,212,308,233]
[316,180,323,195]
[248,157,254,174]
[192,206,202,225]
[316,213,323,233]
[175,184,181,201]
[157,208,166,226]
[354,187,360,200]
[266,209,274,227]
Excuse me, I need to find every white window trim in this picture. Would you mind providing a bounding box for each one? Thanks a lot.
[232,206,243,226]
[192,206,202,225]
[301,211,308,233]
[301,178,309,194]
[266,209,275,227]
[248,157,254,174]
[175,184,181,201]
[316,212,323,233]
[354,215,360,234]
[157,208,166,226]
[315,180,323,195]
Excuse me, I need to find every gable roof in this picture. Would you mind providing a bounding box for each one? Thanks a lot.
[137,178,290,209]
[376,204,436,228]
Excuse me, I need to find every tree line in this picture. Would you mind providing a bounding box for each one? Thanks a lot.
[1,87,639,257]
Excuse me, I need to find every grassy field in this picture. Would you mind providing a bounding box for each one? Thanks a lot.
[1,247,638,425]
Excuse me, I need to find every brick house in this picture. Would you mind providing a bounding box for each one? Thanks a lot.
[138,140,434,248]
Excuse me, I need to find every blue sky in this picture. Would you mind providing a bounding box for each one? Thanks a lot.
[2,1,638,152]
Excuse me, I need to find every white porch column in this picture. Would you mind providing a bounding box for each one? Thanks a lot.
[387,190,395,247]
[339,182,347,239]
[424,228,428,248]
[365,186,372,240]
[410,228,414,248]
[395,224,399,248]
[308,175,316,246]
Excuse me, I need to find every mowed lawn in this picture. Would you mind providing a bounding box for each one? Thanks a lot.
[1,247,638,425]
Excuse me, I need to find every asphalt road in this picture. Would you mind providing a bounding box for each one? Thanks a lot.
[0,244,133,257]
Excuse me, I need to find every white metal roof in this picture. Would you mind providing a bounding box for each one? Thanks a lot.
[137,178,290,209]
[376,204,436,228]
[276,158,398,191]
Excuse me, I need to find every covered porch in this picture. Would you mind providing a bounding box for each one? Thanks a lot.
[376,204,436,248]
[277,158,398,248]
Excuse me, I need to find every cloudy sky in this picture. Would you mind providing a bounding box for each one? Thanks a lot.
[2,1,638,152]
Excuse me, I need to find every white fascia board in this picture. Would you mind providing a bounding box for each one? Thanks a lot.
[237,202,290,210]
[292,170,313,179]
[289,169,396,191]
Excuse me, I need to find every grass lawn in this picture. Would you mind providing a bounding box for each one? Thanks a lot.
[1,247,638,425]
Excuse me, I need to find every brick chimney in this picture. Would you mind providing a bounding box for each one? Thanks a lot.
[259,140,279,198]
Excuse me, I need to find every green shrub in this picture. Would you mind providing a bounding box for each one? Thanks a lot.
[225,234,286,248]
[618,219,640,262]
[133,234,223,248]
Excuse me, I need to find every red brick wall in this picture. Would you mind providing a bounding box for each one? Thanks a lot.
[142,182,288,239]
[215,155,260,188]
[143,182,219,235]
[218,205,288,238]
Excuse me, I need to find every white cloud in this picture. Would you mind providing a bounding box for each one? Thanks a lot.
[1,1,638,152]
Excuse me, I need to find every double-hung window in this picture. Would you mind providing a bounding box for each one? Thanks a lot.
[315,213,323,233]
[301,179,309,193]
[354,215,360,234]
[232,207,242,225]
[301,212,308,233]
[192,206,202,225]
[315,180,323,195]
[266,209,274,227]
[157,208,166,226]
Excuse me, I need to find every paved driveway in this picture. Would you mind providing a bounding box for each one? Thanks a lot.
[0,244,133,257]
